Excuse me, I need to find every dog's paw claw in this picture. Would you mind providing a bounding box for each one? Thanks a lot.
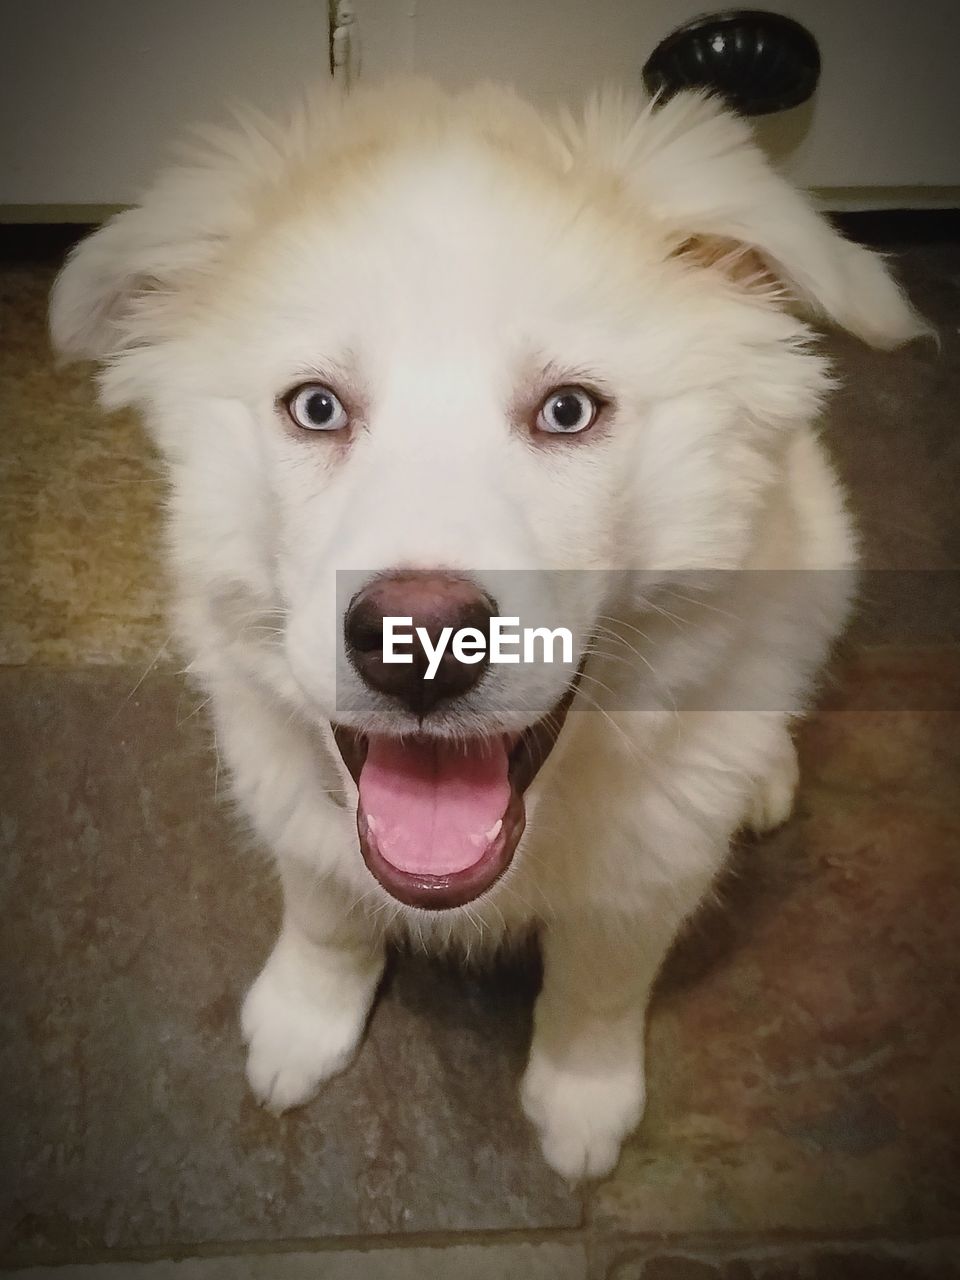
[539,1126,623,1184]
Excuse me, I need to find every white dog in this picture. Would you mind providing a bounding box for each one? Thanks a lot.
[50,81,926,1180]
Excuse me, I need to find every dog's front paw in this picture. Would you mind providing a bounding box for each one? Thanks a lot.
[520,1049,645,1182]
[746,734,799,834]
[241,939,378,1112]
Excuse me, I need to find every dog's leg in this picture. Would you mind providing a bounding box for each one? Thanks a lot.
[242,858,384,1111]
[521,891,704,1182]
[744,723,799,834]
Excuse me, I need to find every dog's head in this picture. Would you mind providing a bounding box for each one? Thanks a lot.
[51,82,926,909]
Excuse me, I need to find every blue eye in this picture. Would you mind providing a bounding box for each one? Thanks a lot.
[536,386,599,435]
[286,383,349,432]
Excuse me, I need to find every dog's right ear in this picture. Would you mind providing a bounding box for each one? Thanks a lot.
[48,99,297,394]
[50,208,191,365]
[48,149,254,375]
[50,85,366,380]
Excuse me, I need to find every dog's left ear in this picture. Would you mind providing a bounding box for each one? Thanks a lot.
[565,90,932,350]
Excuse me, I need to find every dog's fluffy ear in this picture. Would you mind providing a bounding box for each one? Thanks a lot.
[563,90,931,349]
[49,150,267,380]
[48,104,295,376]
[50,204,212,365]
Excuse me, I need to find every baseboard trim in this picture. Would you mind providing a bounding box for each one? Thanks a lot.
[814,186,960,212]
[0,203,126,225]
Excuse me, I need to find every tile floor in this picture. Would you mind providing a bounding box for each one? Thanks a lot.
[1,226,959,1279]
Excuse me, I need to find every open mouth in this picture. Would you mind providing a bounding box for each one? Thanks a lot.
[333,676,580,910]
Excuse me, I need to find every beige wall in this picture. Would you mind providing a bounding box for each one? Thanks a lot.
[0,0,333,207]
[355,0,960,193]
[1,0,958,212]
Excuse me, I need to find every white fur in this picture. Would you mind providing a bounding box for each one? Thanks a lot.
[50,81,925,1182]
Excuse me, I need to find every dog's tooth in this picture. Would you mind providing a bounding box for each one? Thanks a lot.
[366,814,379,833]
[469,819,503,848]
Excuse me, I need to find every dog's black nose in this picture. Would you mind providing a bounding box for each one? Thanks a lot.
[345,572,496,716]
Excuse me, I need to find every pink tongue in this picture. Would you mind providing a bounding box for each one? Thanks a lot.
[358,736,511,876]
